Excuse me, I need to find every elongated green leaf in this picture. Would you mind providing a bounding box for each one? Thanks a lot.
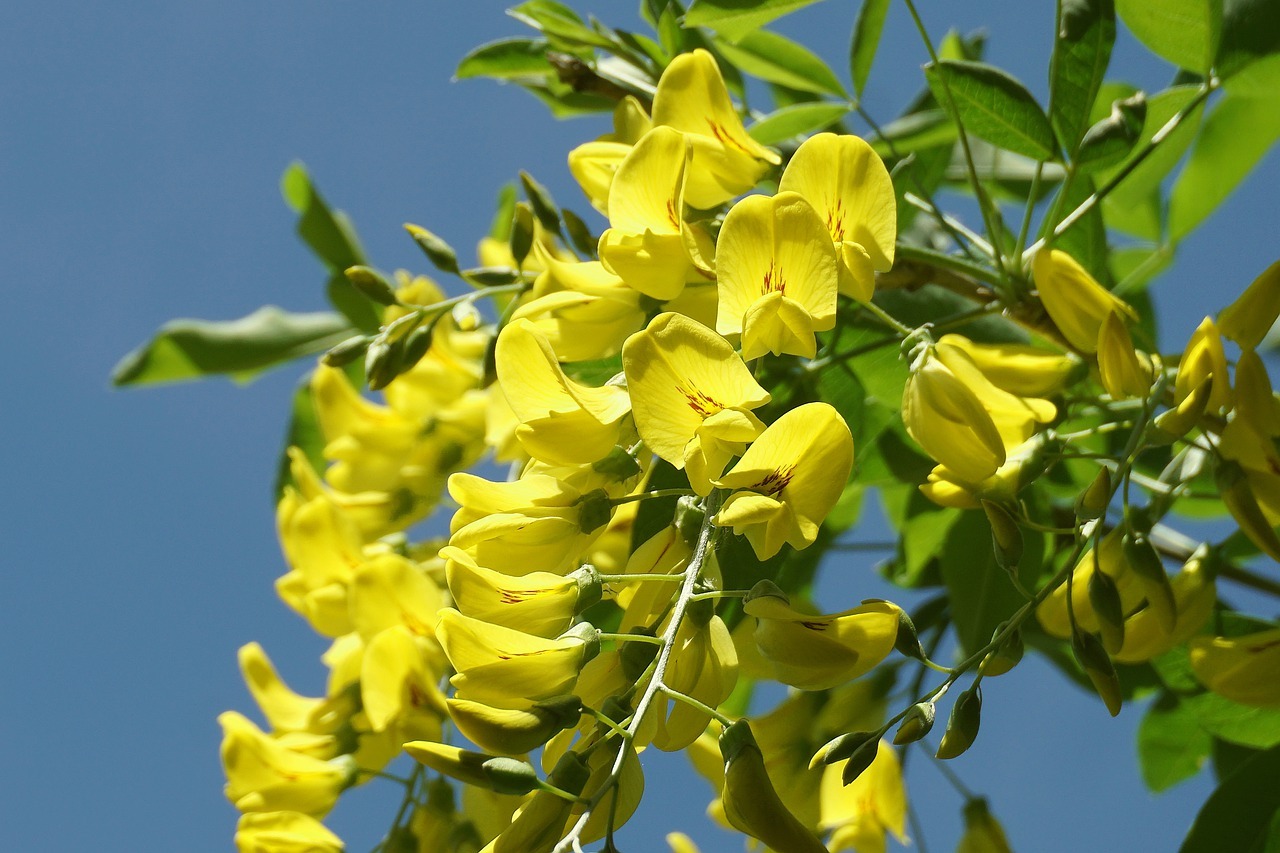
[1169,93,1280,240]
[684,0,827,42]
[926,60,1058,160]
[869,109,958,157]
[939,510,1045,655]
[850,0,890,96]
[508,1,614,49]
[1050,0,1116,153]
[1180,745,1280,853]
[747,102,851,144]
[457,38,552,80]
[1139,693,1212,792]
[1188,691,1280,749]
[1117,0,1222,72]
[1051,174,1111,282]
[1218,0,1280,77]
[713,30,847,96]
[280,163,378,332]
[113,307,354,386]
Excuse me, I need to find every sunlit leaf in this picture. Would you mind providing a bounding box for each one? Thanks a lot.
[849,0,890,97]
[1138,692,1212,792]
[1116,0,1222,72]
[457,37,553,80]
[683,0,828,42]
[713,29,847,96]
[926,59,1059,161]
[1180,745,1280,852]
[747,102,851,145]
[1049,0,1116,153]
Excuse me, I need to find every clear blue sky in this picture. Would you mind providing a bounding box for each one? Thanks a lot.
[4,1,1277,850]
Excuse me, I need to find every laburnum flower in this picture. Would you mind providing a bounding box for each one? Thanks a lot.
[650,49,781,209]
[447,472,608,576]
[1032,248,1137,353]
[495,319,631,466]
[1036,533,1215,664]
[742,587,900,690]
[275,487,365,637]
[1219,259,1280,350]
[513,249,645,362]
[777,132,897,301]
[820,740,908,853]
[598,126,707,301]
[1217,352,1280,559]
[441,544,589,638]
[934,333,1080,398]
[903,341,1056,487]
[234,811,344,853]
[716,192,839,360]
[238,643,324,734]
[714,402,854,559]
[957,799,1014,853]
[651,614,739,751]
[359,625,447,739]
[1189,628,1280,707]
[437,610,597,708]
[1097,310,1155,399]
[623,312,771,494]
[219,711,356,816]
[568,95,653,212]
[1176,316,1233,413]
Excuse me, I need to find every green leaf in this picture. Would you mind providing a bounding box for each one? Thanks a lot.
[1187,691,1280,749]
[1117,0,1222,72]
[457,38,553,80]
[1180,745,1280,853]
[1218,0,1280,78]
[519,82,617,117]
[1224,53,1280,97]
[490,183,518,241]
[113,307,354,387]
[1050,174,1111,283]
[849,0,890,97]
[939,510,1045,656]
[926,60,1059,160]
[274,374,326,500]
[280,163,378,332]
[1050,0,1117,154]
[1169,92,1280,241]
[869,110,958,157]
[507,1,614,49]
[1138,692,1213,792]
[713,30,848,96]
[747,102,851,144]
[683,0,827,42]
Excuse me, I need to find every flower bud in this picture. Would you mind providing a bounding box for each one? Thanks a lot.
[1071,628,1122,716]
[404,222,461,275]
[364,338,404,391]
[509,201,536,268]
[982,500,1024,569]
[1219,259,1280,351]
[321,334,373,368]
[719,720,827,853]
[893,702,936,745]
[1087,561,1126,655]
[1075,467,1111,521]
[675,495,706,547]
[446,695,583,756]
[480,756,542,796]
[1121,533,1176,634]
[1217,460,1280,562]
[809,730,879,769]
[344,265,399,306]
[1150,376,1213,444]
[936,686,982,759]
[981,624,1024,677]
[451,301,482,332]
[958,797,1015,853]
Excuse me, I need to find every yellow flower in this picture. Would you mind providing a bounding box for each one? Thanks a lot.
[719,720,828,853]
[598,126,708,300]
[743,589,900,690]
[359,625,447,739]
[568,96,653,212]
[234,811,344,853]
[275,488,365,637]
[651,615,739,751]
[651,49,781,209]
[495,319,631,465]
[1097,310,1154,399]
[437,610,596,708]
[1219,259,1280,350]
[1032,248,1137,353]
[778,132,897,301]
[715,192,839,360]
[935,334,1080,398]
[956,799,1013,853]
[714,402,854,559]
[514,252,644,362]
[1176,316,1233,413]
[623,312,771,494]
[821,740,908,853]
[1189,628,1280,708]
[238,643,323,734]
[441,545,587,638]
[219,711,355,816]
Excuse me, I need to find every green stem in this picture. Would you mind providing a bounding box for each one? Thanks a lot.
[860,298,916,337]
[1014,160,1045,263]
[657,684,734,725]
[688,589,748,602]
[596,572,687,584]
[598,632,664,647]
[609,488,696,506]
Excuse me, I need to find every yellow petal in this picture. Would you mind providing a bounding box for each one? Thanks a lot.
[1032,248,1136,353]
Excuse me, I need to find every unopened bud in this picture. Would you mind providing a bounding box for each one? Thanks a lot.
[893,702,936,745]
[520,170,563,236]
[889,604,927,663]
[451,301,482,332]
[365,338,404,391]
[322,334,373,367]
[571,565,603,612]
[1150,376,1213,444]
[1087,563,1127,655]
[675,495,706,547]
[561,207,597,257]
[809,730,878,769]
[619,628,659,681]
[1122,533,1176,633]
[480,756,541,795]
[401,324,435,368]
[936,686,982,759]
[982,500,1024,569]
[982,624,1024,677]
[1072,628,1122,716]
[404,222,461,275]
[840,737,882,786]
[1076,467,1111,520]
[575,488,614,535]
[510,202,535,267]
[592,446,642,481]
[344,265,399,306]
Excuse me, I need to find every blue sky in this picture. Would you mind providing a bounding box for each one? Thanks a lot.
[4,1,1278,850]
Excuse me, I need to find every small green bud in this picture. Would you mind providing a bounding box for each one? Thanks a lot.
[401,324,435,369]
[1122,533,1177,633]
[619,628,659,681]
[591,446,642,481]
[936,686,982,760]
[982,500,1024,569]
[404,222,461,275]
[981,624,1024,677]
[344,265,400,306]
[1076,467,1111,521]
[675,495,706,547]
[561,207,598,258]
[519,170,563,237]
[1150,376,1214,444]
[809,730,878,769]
[480,756,541,795]
[510,202,535,268]
[451,301,482,332]
[892,702,936,745]
[1072,628,1123,716]
[321,334,373,367]
[570,564,603,612]
[1087,563,1127,655]
[840,737,881,785]
[559,622,600,665]
[576,488,614,535]
[365,338,404,391]
[888,603,927,663]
